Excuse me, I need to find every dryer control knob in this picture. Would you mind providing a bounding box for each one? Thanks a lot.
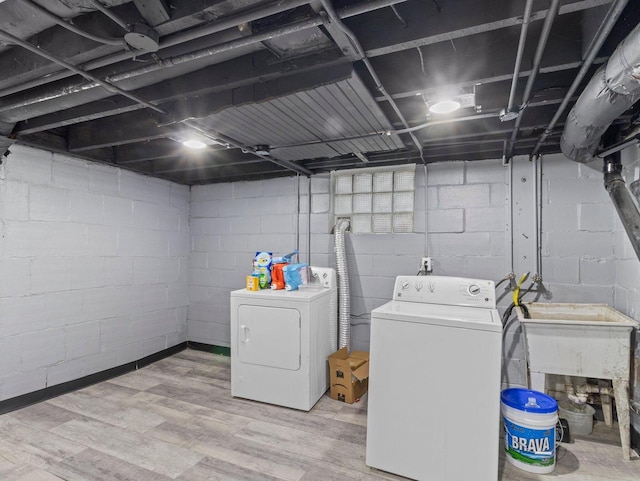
[468,284,481,296]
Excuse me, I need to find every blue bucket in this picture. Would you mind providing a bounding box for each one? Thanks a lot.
[501,388,558,474]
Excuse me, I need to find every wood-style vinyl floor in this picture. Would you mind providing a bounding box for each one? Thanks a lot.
[0,348,638,480]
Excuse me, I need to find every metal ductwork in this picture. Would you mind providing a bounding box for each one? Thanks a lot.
[604,160,640,260]
[561,22,640,162]
[631,179,640,201]
[560,21,640,262]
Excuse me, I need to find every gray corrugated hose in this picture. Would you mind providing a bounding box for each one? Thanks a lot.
[561,22,640,162]
[334,219,351,350]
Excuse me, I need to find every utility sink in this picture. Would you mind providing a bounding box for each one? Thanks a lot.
[516,303,638,380]
[516,302,638,460]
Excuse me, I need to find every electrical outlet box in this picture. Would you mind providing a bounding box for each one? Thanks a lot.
[421,257,432,273]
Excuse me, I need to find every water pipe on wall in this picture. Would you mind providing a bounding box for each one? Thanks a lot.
[533,155,543,282]
[423,163,429,259]
[505,158,515,280]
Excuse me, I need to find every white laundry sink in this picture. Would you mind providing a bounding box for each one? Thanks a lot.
[516,302,637,380]
[516,302,638,461]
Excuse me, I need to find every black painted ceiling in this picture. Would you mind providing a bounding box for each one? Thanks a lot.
[0,0,638,184]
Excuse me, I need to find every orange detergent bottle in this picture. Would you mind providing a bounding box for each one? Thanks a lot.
[270,250,298,290]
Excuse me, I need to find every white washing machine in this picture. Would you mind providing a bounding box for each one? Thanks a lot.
[366,275,502,481]
[230,267,337,411]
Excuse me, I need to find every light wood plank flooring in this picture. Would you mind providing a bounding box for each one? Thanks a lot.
[0,349,638,480]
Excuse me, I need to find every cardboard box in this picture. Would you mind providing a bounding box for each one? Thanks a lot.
[328,347,369,403]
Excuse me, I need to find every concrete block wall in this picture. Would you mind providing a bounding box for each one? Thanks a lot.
[189,176,300,345]
[540,154,617,305]
[188,162,509,354]
[1,143,635,421]
[188,156,638,392]
[344,161,510,353]
[0,145,190,402]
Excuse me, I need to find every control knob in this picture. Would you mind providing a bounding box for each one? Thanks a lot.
[468,284,481,296]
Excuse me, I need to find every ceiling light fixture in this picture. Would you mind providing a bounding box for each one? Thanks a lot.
[183,139,207,149]
[428,99,461,114]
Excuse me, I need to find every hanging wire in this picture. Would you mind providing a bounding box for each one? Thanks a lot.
[390,5,407,28]
[417,46,426,75]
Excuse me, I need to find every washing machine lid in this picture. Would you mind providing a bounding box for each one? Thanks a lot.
[231,286,332,302]
[372,300,502,332]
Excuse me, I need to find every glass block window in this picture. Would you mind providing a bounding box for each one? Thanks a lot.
[331,165,415,234]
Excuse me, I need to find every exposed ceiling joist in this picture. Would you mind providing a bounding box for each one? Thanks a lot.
[311,1,360,59]
[375,58,608,102]
[0,2,139,90]
[174,163,291,184]
[150,152,264,174]
[14,49,346,135]
[133,0,171,26]
[370,12,586,101]
[68,111,174,151]
[0,0,637,184]
[360,0,613,58]
[65,61,354,152]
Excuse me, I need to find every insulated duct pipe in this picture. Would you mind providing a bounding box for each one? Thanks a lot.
[631,179,640,201]
[334,218,351,350]
[533,0,629,156]
[561,18,640,162]
[604,160,640,260]
[560,64,640,162]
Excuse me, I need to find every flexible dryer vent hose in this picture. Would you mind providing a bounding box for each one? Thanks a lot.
[334,219,351,350]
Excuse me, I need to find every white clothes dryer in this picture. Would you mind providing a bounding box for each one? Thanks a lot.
[230,267,337,411]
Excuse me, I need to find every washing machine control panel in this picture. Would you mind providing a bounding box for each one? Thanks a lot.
[392,276,496,308]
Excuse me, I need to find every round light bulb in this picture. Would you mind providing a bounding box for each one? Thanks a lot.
[183,139,207,149]
[428,99,461,114]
